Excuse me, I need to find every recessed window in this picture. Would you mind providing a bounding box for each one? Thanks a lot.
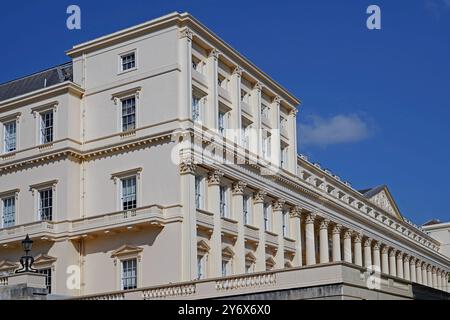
[121,97,136,132]
[243,195,250,225]
[192,96,201,123]
[121,177,137,211]
[280,146,288,169]
[218,111,226,135]
[38,268,52,293]
[261,104,269,119]
[195,176,203,209]
[2,196,15,228]
[263,202,271,231]
[121,52,136,72]
[38,188,53,221]
[3,121,16,153]
[219,186,228,218]
[121,258,137,290]
[197,255,206,279]
[40,111,53,144]
[221,259,230,277]
[282,210,288,237]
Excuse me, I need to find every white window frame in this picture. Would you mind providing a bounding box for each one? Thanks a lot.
[38,267,53,293]
[195,175,204,209]
[0,112,20,154]
[32,102,58,146]
[30,180,58,222]
[111,245,142,291]
[118,49,138,74]
[120,176,137,211]
[111,168,143,212]
[282,210,289,237]
[243,195,251,225]
[197,254,206,280]
[120,96,137,133]
[218,111,226,136]
[280,146,288,169]
[0,190,19,228]
[263,202,271,231]
[219,186,228,218]
[121,258,138,290]
[111,87,141,134]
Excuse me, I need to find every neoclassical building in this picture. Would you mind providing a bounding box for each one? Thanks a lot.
[0,12,448,300]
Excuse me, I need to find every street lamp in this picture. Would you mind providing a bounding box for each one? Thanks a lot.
[15,234,37,273]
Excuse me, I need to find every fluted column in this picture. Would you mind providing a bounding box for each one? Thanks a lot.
[381,245,389,274]
[207,49,220,129]
[372,241,381,272]
[319,219,330,263]
[427,265,433,287]
[272,199,286,269]
[253,190,267,272]
[442,271,448,292]
[332,224,342,262]
[422,263,428,286]
[396,252,404,279]
[343,230,352,263]
[363,238,372,268]
[354,233,363,266]
[410,258,416,283]
[207,170,224,277]
[289,206,303,267]
[432,267,437,289]
[436,269,441,290]
[232,181,247,274]
[403,255,410,281]
[416,261,423,284]
[389,249,397,277]
[305,213,317,265]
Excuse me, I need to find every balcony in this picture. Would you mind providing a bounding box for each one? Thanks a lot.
[265,230,278,247]
[196,209,214,230]
[244,224,259,243]
[221,217,238,236]
[74,262,423,300]
[0,220,58,244]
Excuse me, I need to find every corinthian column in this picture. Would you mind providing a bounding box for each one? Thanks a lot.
[272,199,286,269]
[319,219,330,263]
[403,255,410,281]
[232,181,247,275]
[431,267,437,288]
[436,269,441,290]
[305,213,317,265]
[289,206,303,267]
[396,252,404,279]
[332,224,342,262]
[381,245,389,274]
[410,257,416,283]
[207,169,224,277]
[343,230,353,263]
[427,265,433,287]
[363,238,372,268]
[372,241,381,272]
[389,249,397,277]
[354,233,363,267]
[253,190,267,272]
[416,260,423,284]
[422,263,428,286]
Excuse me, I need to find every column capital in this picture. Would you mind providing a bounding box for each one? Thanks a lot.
[179,27,194,41]
[422,263,427,270]
[179,158,197,175]
[432,266,437,274]
[253,190,267,203]
[403,254,410,263]
[253,82,263,92]
[373,241,381,250]
[272,199,286,211]
[381,245,389,254]
[231,181,247,195]
[305,212,317,224]
[426,265,432,272]
[319,219,330,230]
[409,257,417,265]
[332,224,342,234]
[363,237,372,247]
[353,233,363,243]
[273,95,282,106]
[343,229,353,239]
[289,108,298,118]
[389,249,397,257]
[289,206,302,218]
[416,260,422,268]
[396,251,403,259]
[207,170,224,185]
[208,48,221,60]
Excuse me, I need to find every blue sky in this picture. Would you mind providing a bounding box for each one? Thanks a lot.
[1,1,449,224]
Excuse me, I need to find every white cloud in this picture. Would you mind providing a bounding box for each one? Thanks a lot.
[299,114,372,147]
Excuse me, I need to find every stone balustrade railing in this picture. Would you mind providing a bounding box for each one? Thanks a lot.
[215,273,276,291]
[0,277,8,286]
[80,293,124,300]
[142,284,196,299]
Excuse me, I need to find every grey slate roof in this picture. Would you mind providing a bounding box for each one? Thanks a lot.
[358,185,387,198]
[0,62,73,102]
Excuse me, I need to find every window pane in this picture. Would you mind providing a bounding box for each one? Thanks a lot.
[121,53,136,71]
[40,111,53,144]
[122,177,137,210]
[2,197,15,228]
[39,189,52,221]
[4,121,16,152]
[38,268,52,293]
[121,258,137,290]
[121,97,136,132]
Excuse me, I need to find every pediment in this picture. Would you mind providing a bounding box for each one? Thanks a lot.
[245,251,256,263]
[197,240,210,253]
[360,185,403,220]
[111,244,143,258]
[0,260,18,272]
[265,256,276,267]
[221,246,234,258]
[33,254,57,266]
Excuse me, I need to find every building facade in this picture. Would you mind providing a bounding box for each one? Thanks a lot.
[0,12,448,299]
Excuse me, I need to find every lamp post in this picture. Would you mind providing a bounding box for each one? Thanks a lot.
[15,234,37,273]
